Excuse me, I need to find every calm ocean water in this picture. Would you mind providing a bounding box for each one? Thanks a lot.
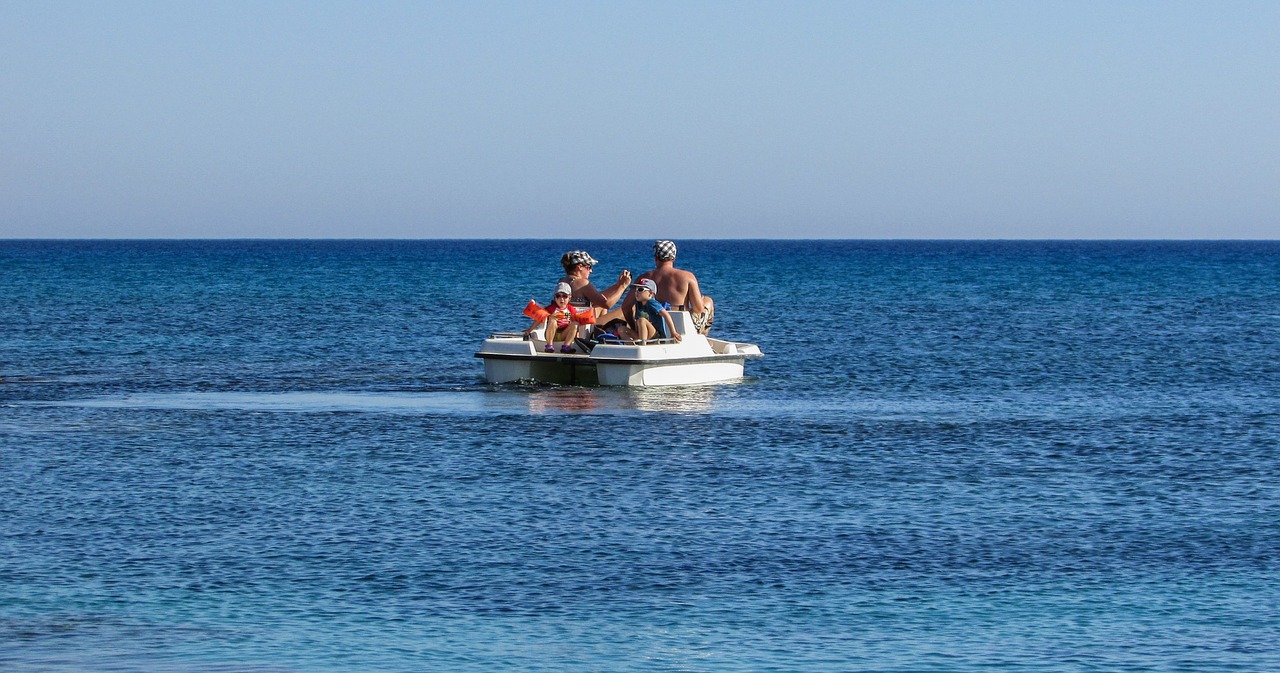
[2,239,1278,672]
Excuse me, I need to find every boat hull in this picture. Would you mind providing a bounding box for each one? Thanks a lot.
[594,358,746,386]
[587,340,751,386]
[475,312,762,387]
[480,353,599,386]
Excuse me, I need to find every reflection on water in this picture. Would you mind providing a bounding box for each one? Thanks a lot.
[621,385,717,413]
[524,388,602,414]
[520,385,717,414]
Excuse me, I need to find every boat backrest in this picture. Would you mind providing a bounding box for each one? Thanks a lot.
[668,311,694,336]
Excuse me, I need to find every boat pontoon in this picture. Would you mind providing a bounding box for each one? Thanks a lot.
[475,311,762,387]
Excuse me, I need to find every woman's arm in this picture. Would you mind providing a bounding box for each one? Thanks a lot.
[576,282,610,310]
[596,269,632,309]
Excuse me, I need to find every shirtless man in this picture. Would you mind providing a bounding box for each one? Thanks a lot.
[625,240,715,334]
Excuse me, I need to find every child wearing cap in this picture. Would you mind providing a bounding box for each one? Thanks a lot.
[523,282,592,353]
[626,278,681,345]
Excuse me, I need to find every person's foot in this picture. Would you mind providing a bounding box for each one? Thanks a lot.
[544,345,555,353]
[560,345,576,354]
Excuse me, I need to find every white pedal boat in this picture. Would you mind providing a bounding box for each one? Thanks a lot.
[476,310,763,387]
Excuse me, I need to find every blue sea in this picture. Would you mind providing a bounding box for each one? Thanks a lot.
[2,240,1278,672]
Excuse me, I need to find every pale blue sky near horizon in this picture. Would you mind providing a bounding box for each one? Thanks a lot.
[2,1,1277,239]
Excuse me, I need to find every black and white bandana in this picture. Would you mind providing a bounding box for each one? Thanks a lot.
[565,250,598,267]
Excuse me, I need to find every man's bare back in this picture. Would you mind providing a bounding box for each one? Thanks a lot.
[630,240,714,334]
[641,264,704,314]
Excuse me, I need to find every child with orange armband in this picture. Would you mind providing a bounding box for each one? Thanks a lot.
[522,282,595,353]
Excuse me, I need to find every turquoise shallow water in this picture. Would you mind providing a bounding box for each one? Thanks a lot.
[2,240,1278,671]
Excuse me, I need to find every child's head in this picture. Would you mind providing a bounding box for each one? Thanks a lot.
[602,318,627,335]
[553,282,572,305]
[632,278,657,300]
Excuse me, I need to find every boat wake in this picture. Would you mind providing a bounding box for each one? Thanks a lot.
[33,387,727,416]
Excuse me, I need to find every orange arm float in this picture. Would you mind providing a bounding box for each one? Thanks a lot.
[523,300,550,323]
[572,307,596,325]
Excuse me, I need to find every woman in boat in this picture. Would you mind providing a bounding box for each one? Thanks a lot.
[559,250,631,322]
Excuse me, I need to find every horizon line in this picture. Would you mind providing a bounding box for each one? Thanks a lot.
[4,237,1279,243]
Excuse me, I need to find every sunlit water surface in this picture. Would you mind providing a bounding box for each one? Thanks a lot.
[2,240,1278,672]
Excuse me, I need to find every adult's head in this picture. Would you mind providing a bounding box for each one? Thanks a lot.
[653,240,677,262]
[560,250,599,276]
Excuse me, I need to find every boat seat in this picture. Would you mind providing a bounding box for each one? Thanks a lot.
[667,310,695,336]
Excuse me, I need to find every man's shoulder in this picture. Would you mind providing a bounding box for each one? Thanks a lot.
[663,267,697,284]
[645,266,692,279]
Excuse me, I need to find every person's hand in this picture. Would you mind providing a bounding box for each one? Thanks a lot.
[618,269,631,284]
[674,333,682,342]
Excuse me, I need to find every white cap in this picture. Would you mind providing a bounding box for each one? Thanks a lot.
[555,282,573,296]
[632,278,658,293]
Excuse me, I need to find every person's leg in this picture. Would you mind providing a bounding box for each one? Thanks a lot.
[637,318,655,343]
[694,296,715,334]
[542,322,556,351]
[561,324,579,352]
[596,307,624,326]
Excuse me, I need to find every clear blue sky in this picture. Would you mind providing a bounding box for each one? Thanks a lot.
[2,1,1277,239]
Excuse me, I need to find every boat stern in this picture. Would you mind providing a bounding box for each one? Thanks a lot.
[475,334,597,385]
